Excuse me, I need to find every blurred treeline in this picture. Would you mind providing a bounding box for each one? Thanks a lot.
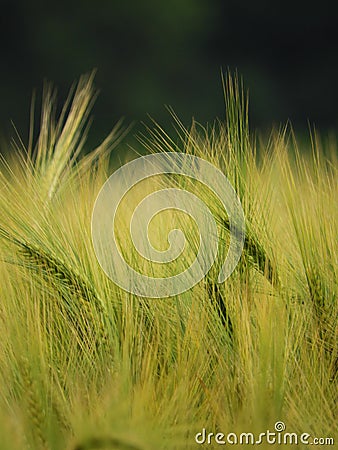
[0,0,337,147]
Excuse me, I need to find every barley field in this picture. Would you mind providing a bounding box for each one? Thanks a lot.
[0,74,336,449]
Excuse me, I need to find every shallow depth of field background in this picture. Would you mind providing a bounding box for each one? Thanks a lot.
[0,0,338,147]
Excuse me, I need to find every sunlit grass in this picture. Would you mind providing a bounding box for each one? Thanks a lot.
[0,73,336,449]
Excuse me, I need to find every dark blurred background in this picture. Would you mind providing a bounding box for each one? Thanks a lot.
[0,0,337,147]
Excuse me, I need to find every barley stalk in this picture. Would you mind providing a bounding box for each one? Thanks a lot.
[0,227,109,349]
[20,358,49,450]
